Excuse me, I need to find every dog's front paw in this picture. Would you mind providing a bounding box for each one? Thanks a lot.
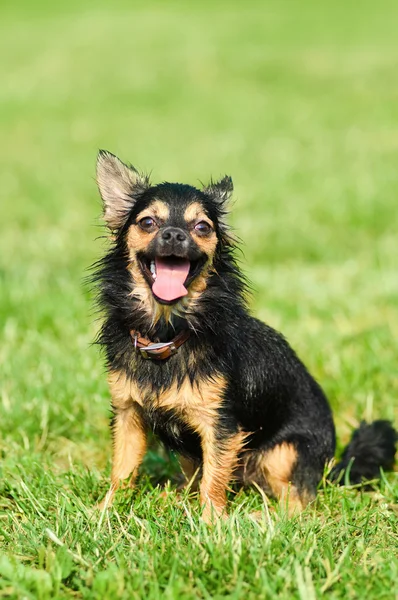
[95,486,117,511]
[201,502,228,525]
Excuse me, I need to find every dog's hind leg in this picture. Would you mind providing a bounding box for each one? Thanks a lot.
[244,440,326,516]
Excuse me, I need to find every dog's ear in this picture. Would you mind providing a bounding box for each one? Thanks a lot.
[203,175,233,206]
[96,150,149,230]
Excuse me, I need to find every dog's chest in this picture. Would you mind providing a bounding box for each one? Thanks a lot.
[108,369,226,437]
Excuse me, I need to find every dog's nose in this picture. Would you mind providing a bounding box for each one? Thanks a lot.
[161,227,188,244]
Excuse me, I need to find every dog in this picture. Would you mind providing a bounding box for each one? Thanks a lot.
[92,150,396,522]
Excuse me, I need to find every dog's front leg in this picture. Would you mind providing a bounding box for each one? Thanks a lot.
[98,402,147,510]
[198,428,246,523]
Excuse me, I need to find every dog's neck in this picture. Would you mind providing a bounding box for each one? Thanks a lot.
[148,316,189,343]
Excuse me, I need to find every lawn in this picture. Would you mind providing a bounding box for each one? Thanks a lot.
[0,0,397,598]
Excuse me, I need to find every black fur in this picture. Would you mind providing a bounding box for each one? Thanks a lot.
[92,154,397,509]
[331,420,397,485]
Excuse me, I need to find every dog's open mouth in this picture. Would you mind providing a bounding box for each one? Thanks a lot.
[138,255,206,303]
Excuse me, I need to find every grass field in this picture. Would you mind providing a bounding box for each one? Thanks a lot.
[1,0,397,598]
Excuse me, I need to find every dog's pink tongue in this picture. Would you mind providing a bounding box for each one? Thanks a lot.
[152,257,190,302]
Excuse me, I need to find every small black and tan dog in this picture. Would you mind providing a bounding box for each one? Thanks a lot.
[93,150,396,521]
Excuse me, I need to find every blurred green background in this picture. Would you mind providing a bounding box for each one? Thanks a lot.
[0,1,397,597]
[1,0,397,449]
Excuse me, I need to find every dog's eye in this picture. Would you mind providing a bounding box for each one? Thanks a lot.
[138,217,157,231]
[194,221,212,235]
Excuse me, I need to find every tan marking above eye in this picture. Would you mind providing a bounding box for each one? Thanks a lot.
[136,200,169,223]
[184,202,214,228]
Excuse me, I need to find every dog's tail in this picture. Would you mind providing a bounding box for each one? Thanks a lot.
[330,420,397,485]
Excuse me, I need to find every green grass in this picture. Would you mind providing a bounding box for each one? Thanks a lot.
[1,0,397,598]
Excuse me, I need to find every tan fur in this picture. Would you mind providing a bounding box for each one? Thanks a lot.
[152,374,246,520]
[127,260,156,320]
[127,200,170,254]
[125,218,158,321]
[127,224,158,254]
[184,202,217,256]
[111,405,147,486]
[157,375,224,420]
[261,443,309,515]
[108,370,147,409]
[184,202,218,258]
[199,430,247,522]
[109,370,225,421]
[192,230,218,257]
[184,202,214,227]
[263,442,298,484]
[123,199,219,326]
[97,398,147,510]
[107,371,148,491]
[125,219,169,323]
[136,200,169,224]
[106,370,247,519]
[125,237,214,327]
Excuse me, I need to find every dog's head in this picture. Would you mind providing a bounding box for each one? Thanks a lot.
[96,150,233,319]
